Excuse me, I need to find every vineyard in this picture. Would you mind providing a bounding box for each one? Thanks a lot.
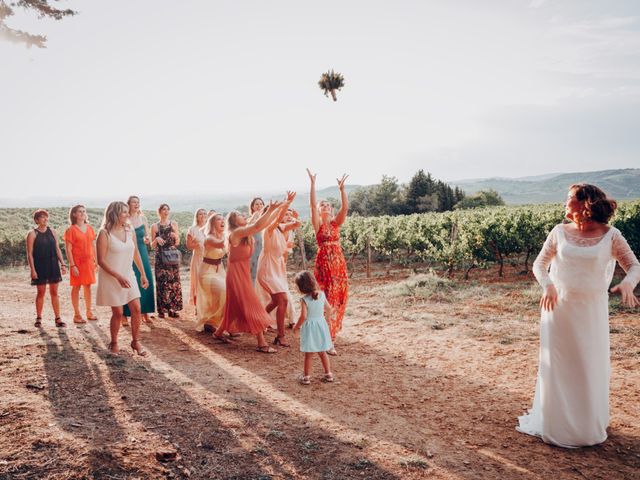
[299,201,640,278]
[2,202,639,276]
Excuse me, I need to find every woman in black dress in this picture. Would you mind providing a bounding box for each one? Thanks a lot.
[150,203,183,318]
[26,209,67,327]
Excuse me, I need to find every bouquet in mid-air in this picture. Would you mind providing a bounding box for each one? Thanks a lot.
[318,69,345,102]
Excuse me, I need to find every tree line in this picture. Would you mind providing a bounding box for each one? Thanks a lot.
[347,169,504,216]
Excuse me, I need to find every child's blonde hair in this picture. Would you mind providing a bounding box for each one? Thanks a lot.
[295,271,319,300]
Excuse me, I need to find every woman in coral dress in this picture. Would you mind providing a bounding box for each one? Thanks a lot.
[196,214,227,332]
[214,195,292,352]
[517,184,640,447]
[187,208,207,308]
[307,169,349,354]
[63,205,98,324]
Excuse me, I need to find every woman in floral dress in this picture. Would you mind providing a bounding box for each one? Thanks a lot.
[306,169,349,355]
[151,203,183,318]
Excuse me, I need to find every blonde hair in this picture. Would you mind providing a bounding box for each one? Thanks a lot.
[226,210,249,245]
[192,208,207,227]
[205,214,223,237]
[68,204,86,225]
[101,201,128,232]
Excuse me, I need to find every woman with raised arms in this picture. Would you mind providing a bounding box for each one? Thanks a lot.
[306,169,349,355]
[257,196,302,347]
[213,194,293,353]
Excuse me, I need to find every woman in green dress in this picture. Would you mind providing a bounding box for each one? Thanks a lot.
[123,196,155,323]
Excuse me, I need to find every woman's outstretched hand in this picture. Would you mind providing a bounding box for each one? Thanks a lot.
[610,283,640,308]
[268,199,283,211]
[337,173,349,190]
[306,168,317,184]
[540,284,558,311]
[285,191,296,204]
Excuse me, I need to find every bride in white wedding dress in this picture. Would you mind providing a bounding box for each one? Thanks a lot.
[517,184,640,448]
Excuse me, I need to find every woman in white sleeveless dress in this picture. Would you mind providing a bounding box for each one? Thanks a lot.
[187,208,207,308]
[518,184,640,447]
[96,201,149,356]
[196,214,227,332]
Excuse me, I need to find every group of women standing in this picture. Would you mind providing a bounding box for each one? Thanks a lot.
[27,170,352,359]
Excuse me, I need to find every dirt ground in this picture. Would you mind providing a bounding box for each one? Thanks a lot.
[0,264,638,480]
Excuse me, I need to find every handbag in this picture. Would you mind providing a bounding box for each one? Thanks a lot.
[159,247,181,266]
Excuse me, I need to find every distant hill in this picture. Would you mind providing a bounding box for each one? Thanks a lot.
[0,185,362,218]
[452,168,640,204]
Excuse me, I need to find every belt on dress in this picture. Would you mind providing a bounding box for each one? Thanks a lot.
[319,240,341,246]
[203,257,222,271]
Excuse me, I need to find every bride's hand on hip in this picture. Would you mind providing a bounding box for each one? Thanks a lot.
[610,283,640,308]
[540,284,558,311]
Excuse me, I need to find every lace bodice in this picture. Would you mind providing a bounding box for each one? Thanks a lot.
[533,224,640,292]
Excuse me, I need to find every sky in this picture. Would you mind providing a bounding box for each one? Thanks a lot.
[1,0,639,200]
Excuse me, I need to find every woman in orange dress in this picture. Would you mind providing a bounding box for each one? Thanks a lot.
[307,169,349,355]
[63,205,98,324]
[213,195,292,353]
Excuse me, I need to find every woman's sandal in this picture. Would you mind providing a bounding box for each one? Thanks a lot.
[34,317,42,328]
[55,318,66,328]
[121,317,130,327]
[299,375,311,385]
[130,340,147,356]
[108,342,119,356]
[273,336,290,347]
[256,345,277,354]
[326,347,337,356]
[213,334,233,344]
[86,312,98,321]
[73,315,87,324]
[322,372,335,383]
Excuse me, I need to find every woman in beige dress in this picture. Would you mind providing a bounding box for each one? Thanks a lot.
[187,208,207,308]
[196,214,226,332]
[96,201,149,356]
[257,194,299,347]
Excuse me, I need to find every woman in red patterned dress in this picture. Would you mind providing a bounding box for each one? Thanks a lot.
[307,169,349,355]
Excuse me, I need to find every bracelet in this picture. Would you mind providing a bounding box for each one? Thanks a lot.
[70,265,76,267]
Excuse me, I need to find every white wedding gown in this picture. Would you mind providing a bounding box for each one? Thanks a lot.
[517,224,640,447]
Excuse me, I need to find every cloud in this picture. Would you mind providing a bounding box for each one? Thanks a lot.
[529,0,548,8]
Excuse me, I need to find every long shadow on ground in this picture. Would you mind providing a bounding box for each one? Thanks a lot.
[147,321,640,480]
[84,324,399,480]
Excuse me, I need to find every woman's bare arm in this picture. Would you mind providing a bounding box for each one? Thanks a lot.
[307,169,320,233]
[334,174,349,226]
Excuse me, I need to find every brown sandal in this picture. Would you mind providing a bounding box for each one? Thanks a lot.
[213,334,233,344]
[55,318,66,328]
[34,317,42,328]
[273,336,290,347]
[256,345,277,354]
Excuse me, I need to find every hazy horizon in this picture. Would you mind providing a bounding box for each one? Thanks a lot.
[2,1,640,198]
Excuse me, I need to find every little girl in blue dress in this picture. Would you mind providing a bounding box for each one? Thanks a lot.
[293,271,335,385]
